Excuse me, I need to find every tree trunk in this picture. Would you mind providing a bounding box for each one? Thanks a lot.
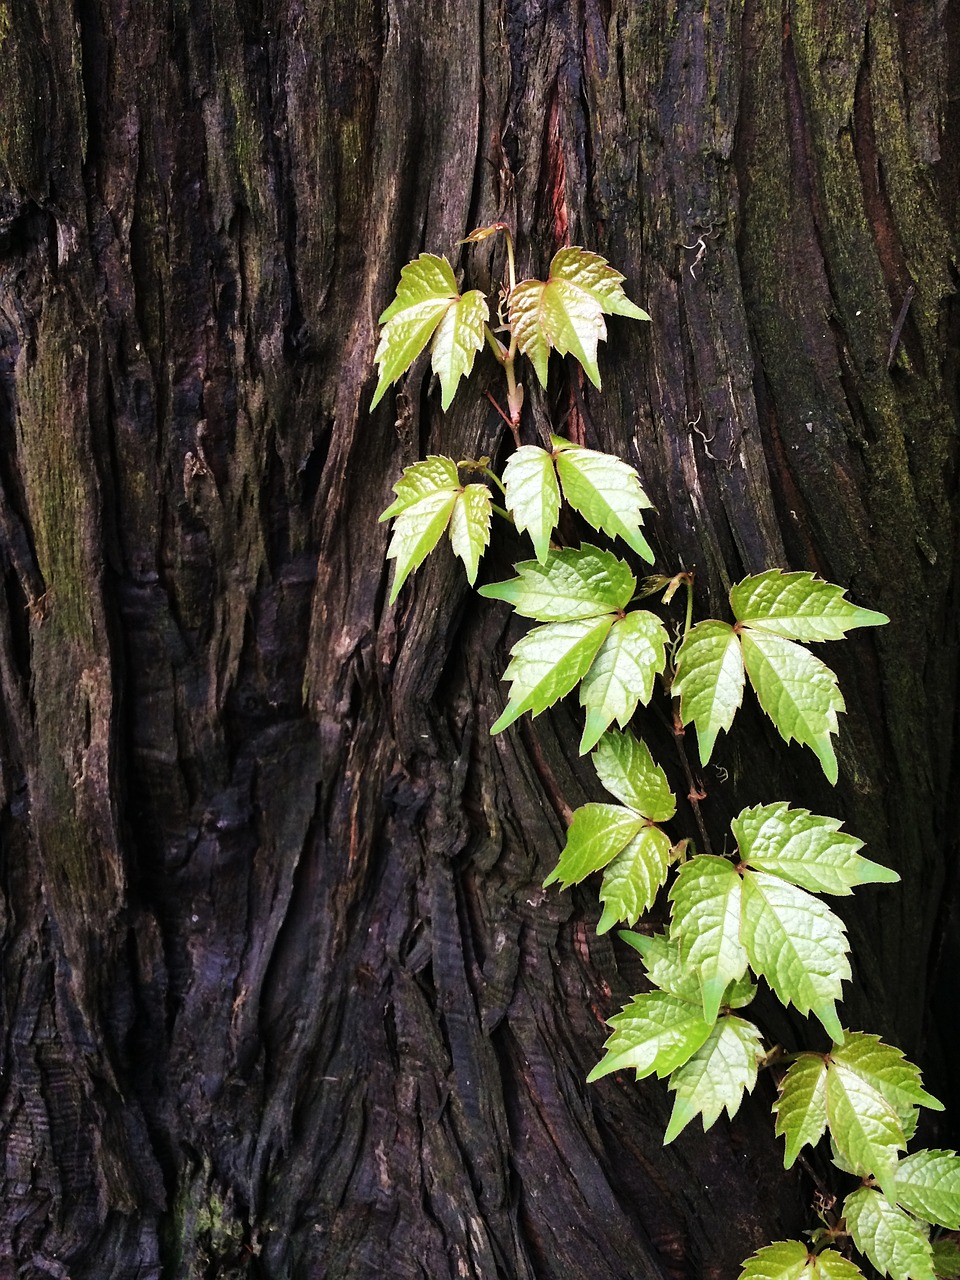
[0,0,957,1276]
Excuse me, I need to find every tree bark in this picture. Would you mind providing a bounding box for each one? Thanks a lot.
[0,0,957,1277]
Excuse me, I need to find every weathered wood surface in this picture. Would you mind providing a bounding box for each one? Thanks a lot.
[0,0,957,1275]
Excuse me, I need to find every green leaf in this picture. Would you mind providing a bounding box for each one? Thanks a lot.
[543,803,645,889]
[826,1059,905,1190]
[664,1014,763,1142]
[385,488,460,604]
[894,1151,960,1229]
[738,1242,867,1280]
[592,728,677,822]
[844,1187,935,1280]
[479,545,634,621]
[502,445,562,563]
[490,615,616,733]
[672,620,745,764]
[579,611,669,752]
[448,484,491,585]
[730,571,889,641]
[372,255,488,409]
[831,1033,943,1143]
[380,456,460,520]
[733,802,899,895]
[619,930,704,1004]
[740,629,845,784]
[597,827,672,933]
[587,990,713,1082]
[669,856,749,1023]
[740,870,850,1040]
[509,247,650,389]
[552,437,655,561]
[774,1054,829,1168]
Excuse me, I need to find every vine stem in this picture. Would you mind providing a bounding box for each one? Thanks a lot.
[671,703,712,857]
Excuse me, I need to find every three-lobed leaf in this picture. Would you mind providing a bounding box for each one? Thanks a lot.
[843,1188,935,1280]
[372,254,488,409]
[509,247,650,389]
[738,1241,866,1280]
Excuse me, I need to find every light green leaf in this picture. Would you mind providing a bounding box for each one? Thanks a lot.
[740,869,849,1040]
[380,455,460,520]
[844,1187,935,1280]
[479,545,634,621]
[385,488,460,604]
[597,827,672,933]
[543,803,645,889]
[664,1014,763,1142]
[372,255,487,408]
[733,802,899,896]
[673,620,745,764]
[490,615,615,733]
[831,1033,943,1142]
[502,445,562,563]
[774,1054,829,1168]
[669,856,749,1023]
[730,571,889,641]
[930,1237,960,1279]
[894,1150,960,1229]
[725,970,760,1009]
[592,728,677,822]
[579,611,669,752]
[509,247,649,389]
[586,990,713,1082]
[816,1253,871,1279]
[619,930,703,1004]
[552,437,655,560]
[448,484,491,585]
[431,288,489,409]
[740,629,845,784]
[826,1060,905,1190]
[738,1242,868,1280]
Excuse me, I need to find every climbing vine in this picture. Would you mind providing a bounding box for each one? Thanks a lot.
[372,225,959,1280]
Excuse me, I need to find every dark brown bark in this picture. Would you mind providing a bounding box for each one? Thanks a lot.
[0,0,957,1277]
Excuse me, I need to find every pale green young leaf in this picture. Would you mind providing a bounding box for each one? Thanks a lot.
[592,728,677,822]
[740,629,845,784]
[730,571,889,641]
[618,930,704,1004]
[448,484,491,585]
[737,1240,813,1280]
[579,610,669,752]
[543,803,645,889]
[774,1054,829,1167]
[380,455,460,520]
[479,545,634,621]
[586,990,713,1082]
[385,489,460,604]
[816,1253,871,1280]
[597,826,672,933]
[372,254,463,408]
[509,248,649,389]
[552,438,655,561]
[844,1188,935,1280]
[930,1237,960,1279]
[501,445,562,563]
[732,802,899,896]
[893,1150,960,1229]
[669,855,749,1023]
[831,1033,943,1142]
[725,970,760,1008]
[490,615,615,733]
[431,288,489,409]
[672,620,745,764]
[826,1060,905,1190]
[740,869,849,1040]
[664,1014,763,1142]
